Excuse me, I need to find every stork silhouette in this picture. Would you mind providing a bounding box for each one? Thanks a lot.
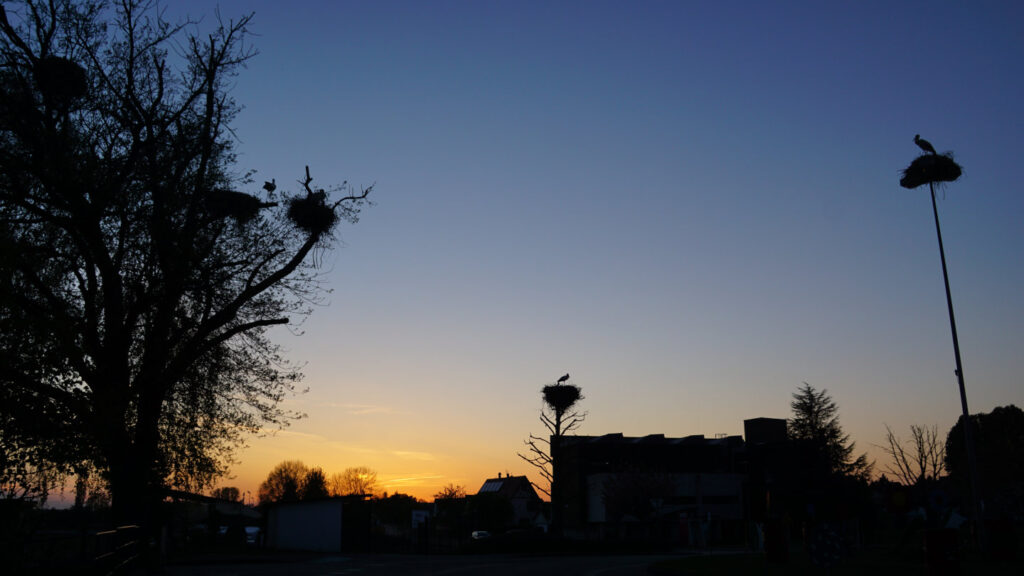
[263,178,276,193]
[557,373,570,384]
[914,134,937,155]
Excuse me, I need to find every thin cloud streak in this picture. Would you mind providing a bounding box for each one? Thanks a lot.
[324,402,400,416]
[257,428,438,463]
[383,474,445,485]
[392,450,436,461]
[259,428,381,455]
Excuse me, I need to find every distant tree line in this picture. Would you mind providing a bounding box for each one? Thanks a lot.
[210,486,241,502]
[256,460,382,504]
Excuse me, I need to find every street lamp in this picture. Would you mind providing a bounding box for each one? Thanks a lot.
[899,137,984,549]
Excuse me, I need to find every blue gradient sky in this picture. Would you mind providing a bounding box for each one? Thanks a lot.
[171,0,1022,500]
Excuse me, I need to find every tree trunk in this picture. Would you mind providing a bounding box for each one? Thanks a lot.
[550,412,563,538]
[97,391,162,532]
[108,456,149,526]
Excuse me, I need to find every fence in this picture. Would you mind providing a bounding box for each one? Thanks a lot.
[4,524,143,576]
[93,525,142,575]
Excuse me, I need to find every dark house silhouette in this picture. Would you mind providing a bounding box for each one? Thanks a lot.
[475,474,547,529]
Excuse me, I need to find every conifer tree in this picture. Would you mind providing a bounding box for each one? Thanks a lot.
[789,383,871,480]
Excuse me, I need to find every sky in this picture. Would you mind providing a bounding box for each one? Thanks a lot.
[162,0,1023,502]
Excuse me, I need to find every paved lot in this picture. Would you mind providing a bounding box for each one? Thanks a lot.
[165,553,678,576]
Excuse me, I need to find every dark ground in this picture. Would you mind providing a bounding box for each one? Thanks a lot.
[163,552,682,576]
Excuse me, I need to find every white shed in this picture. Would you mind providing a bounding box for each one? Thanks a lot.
[266,499,343,552]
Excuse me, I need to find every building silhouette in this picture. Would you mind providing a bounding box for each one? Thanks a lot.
[552,417,793,545]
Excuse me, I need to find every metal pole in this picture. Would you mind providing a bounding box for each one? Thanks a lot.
[928,182,985,550]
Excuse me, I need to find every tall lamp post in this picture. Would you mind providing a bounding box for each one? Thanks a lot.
[900,136,984,550]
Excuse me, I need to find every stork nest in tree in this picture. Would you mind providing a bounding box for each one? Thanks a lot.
[205,190,277,224]
[33,56,87,106]
[287,193,337,236]
[900,153,962,189]
[543,384,582,413]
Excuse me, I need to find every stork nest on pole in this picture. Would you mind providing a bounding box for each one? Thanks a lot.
[543,384,583,413]
[287,193,338,236]
[900,153,962,189]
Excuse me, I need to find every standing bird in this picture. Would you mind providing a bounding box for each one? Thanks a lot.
[914,134,937,155]
[557,373,570,384]
[263,178,276,193]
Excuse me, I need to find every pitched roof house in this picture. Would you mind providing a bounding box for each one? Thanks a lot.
[475,474,547,529]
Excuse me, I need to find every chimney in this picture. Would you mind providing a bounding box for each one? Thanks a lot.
[498,472,502,479]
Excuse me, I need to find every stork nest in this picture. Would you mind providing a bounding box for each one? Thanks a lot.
[33,56,87,106]
[287,193,337,236]
[205,190,277,224]
[900,153,962,189]
[543,384,583,413]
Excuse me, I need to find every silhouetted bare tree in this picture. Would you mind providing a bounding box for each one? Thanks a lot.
[329,466,378,497]
[879,423,946,486]
[432,483,468,532]
[301,467,330,500]
[518,374,585,536]
[433,483,467,501]
[518,376,586,498]
[257,460,308,505]
[210,486,241,502]
[0,0,370,527]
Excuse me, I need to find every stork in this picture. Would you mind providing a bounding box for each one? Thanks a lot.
[557,373,570,384]
[914,134,937,155]
[263,178,276,193]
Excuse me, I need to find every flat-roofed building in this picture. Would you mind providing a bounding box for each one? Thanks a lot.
[555,432,746,544]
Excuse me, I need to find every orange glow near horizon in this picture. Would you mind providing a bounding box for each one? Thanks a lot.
[220,430,897,506]
[220,419,549,504]
[44,366,971,510]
